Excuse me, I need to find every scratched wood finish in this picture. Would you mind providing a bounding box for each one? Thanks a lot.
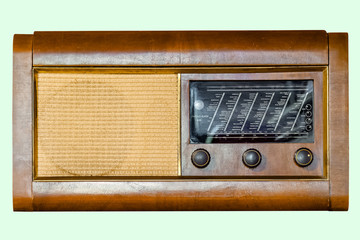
[13,35,34,211]
[32,31,328,66]
[328,33,349,211]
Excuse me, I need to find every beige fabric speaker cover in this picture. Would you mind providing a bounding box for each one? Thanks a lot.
[35,72,179,178]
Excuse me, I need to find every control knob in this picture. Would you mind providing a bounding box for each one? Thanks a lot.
[191,149,211,168]
[242,149,262,168]
[294,148,313,167]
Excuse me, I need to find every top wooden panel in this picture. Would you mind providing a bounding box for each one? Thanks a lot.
[33,31,328,66]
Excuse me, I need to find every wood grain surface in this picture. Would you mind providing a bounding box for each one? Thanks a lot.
[32,31,328,66]
[32,180,330,211]
[13,34,34,211]
[328,33,349,210]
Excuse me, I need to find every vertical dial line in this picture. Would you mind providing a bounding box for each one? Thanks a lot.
[291,92,309,131]
[274,92,292,131]
[224,93,242,131]
[257,92,275,131]
[241,93,258,131]
[207,92,225,132]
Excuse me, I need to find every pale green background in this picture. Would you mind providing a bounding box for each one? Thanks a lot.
[1,0,358,239]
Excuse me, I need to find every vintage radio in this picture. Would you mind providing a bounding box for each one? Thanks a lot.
[13,31,348,211]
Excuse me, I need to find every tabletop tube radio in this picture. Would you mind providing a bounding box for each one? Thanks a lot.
[13,31,348,211]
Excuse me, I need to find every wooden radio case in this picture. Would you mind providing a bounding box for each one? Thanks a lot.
[13,31,348,211]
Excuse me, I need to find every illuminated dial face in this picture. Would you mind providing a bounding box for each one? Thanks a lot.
[190,80,314,144]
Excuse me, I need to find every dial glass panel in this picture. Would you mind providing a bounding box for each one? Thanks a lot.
[190,80,314,143]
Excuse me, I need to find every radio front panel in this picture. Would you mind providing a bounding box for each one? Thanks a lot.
[181,71,326,178]
[13,31,348,211]
[33,69,325,179]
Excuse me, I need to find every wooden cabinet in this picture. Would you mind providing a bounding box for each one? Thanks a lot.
[13,31,348,211]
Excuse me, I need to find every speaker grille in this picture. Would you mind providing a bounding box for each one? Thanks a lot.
[35,72,179,177]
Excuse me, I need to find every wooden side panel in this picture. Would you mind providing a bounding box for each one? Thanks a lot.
[32,181,329,211]
[32,31,328,66]
[13,35,34,211]
[328,33,349,210]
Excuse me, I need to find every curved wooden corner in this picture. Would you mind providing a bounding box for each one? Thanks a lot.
[13,34,34,211]
[328,33,349,210]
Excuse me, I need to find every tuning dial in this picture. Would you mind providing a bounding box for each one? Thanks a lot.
[191,149,210,168]
[242,149,262,168]
[294,148,313,167]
